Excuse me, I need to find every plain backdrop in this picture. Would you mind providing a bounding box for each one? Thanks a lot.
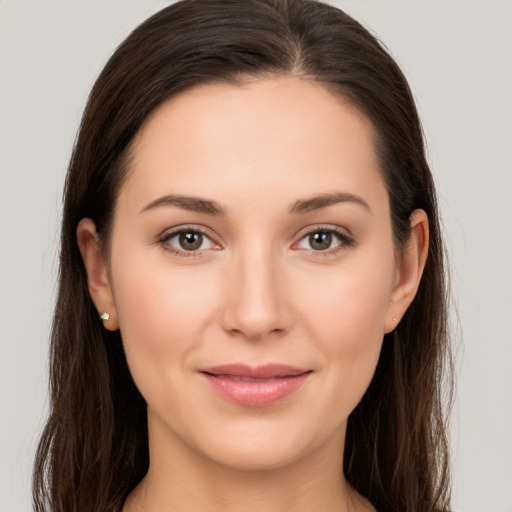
[1,1,511,511]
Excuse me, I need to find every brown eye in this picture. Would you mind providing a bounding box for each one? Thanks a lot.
[161,228,217,254]
[308,231,333,251]
[295,227,352,254]
[178,231,203,250]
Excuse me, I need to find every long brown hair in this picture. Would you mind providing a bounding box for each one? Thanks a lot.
[33,1,453,511]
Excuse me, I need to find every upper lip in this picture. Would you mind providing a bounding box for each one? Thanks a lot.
[200,364,311,379]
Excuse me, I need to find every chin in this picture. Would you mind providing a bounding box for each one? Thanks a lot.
[206,445,308,473]
[184,416,341,473]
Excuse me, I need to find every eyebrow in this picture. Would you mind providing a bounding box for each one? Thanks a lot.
[140,191,371,216]
[140,194,226,215]
[289,192,371,215]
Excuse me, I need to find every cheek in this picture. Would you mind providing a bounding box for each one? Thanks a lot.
[109,250,219,389]
[300,263,393,343]
[296,260,394,403]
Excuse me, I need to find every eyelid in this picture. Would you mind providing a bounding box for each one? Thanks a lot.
[292,224,356,254]
[158,225,222,256]
[157,223,355,258]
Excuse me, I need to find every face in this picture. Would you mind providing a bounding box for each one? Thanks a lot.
[80,76,426,473]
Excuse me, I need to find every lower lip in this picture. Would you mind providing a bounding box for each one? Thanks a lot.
[201,372,311,407]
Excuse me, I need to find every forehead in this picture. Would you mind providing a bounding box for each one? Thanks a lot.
[120,76,387,214]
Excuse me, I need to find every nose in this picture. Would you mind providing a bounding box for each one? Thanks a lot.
[221,245,291,342]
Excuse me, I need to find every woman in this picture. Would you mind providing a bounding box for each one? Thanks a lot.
[33,0,453,511]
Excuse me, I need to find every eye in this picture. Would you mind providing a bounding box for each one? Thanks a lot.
[160,228,218,254]
[295,227,353,253]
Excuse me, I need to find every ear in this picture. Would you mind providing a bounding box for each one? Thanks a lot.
[77,218,119,331]
[384,209,429,333]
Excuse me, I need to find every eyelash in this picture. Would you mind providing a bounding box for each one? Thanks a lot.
[296,225,356,257]
[158,226,217,258]
[158,225,355,258]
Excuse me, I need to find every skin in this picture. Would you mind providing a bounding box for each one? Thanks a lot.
[78,76,428,512]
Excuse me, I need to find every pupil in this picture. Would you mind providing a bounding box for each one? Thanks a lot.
[310,232,331,250]
[179,231,202,250]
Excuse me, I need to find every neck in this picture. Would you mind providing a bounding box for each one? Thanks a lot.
[123,419,373,512]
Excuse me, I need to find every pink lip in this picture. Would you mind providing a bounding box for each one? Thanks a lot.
[199,364,312,407]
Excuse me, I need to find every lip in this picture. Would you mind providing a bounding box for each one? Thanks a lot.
[199,364,312,407]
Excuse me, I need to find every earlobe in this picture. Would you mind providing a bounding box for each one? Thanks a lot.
[77,218,119,331]
[384,209,429,333]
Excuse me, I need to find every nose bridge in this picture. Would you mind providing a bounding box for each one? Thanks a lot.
[222,237,288,340]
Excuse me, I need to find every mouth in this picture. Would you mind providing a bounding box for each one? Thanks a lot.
[199,364,312,407]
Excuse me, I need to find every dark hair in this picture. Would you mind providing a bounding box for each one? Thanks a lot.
[33,1,453,511]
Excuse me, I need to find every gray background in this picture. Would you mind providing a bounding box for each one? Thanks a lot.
[1,1,511,511]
